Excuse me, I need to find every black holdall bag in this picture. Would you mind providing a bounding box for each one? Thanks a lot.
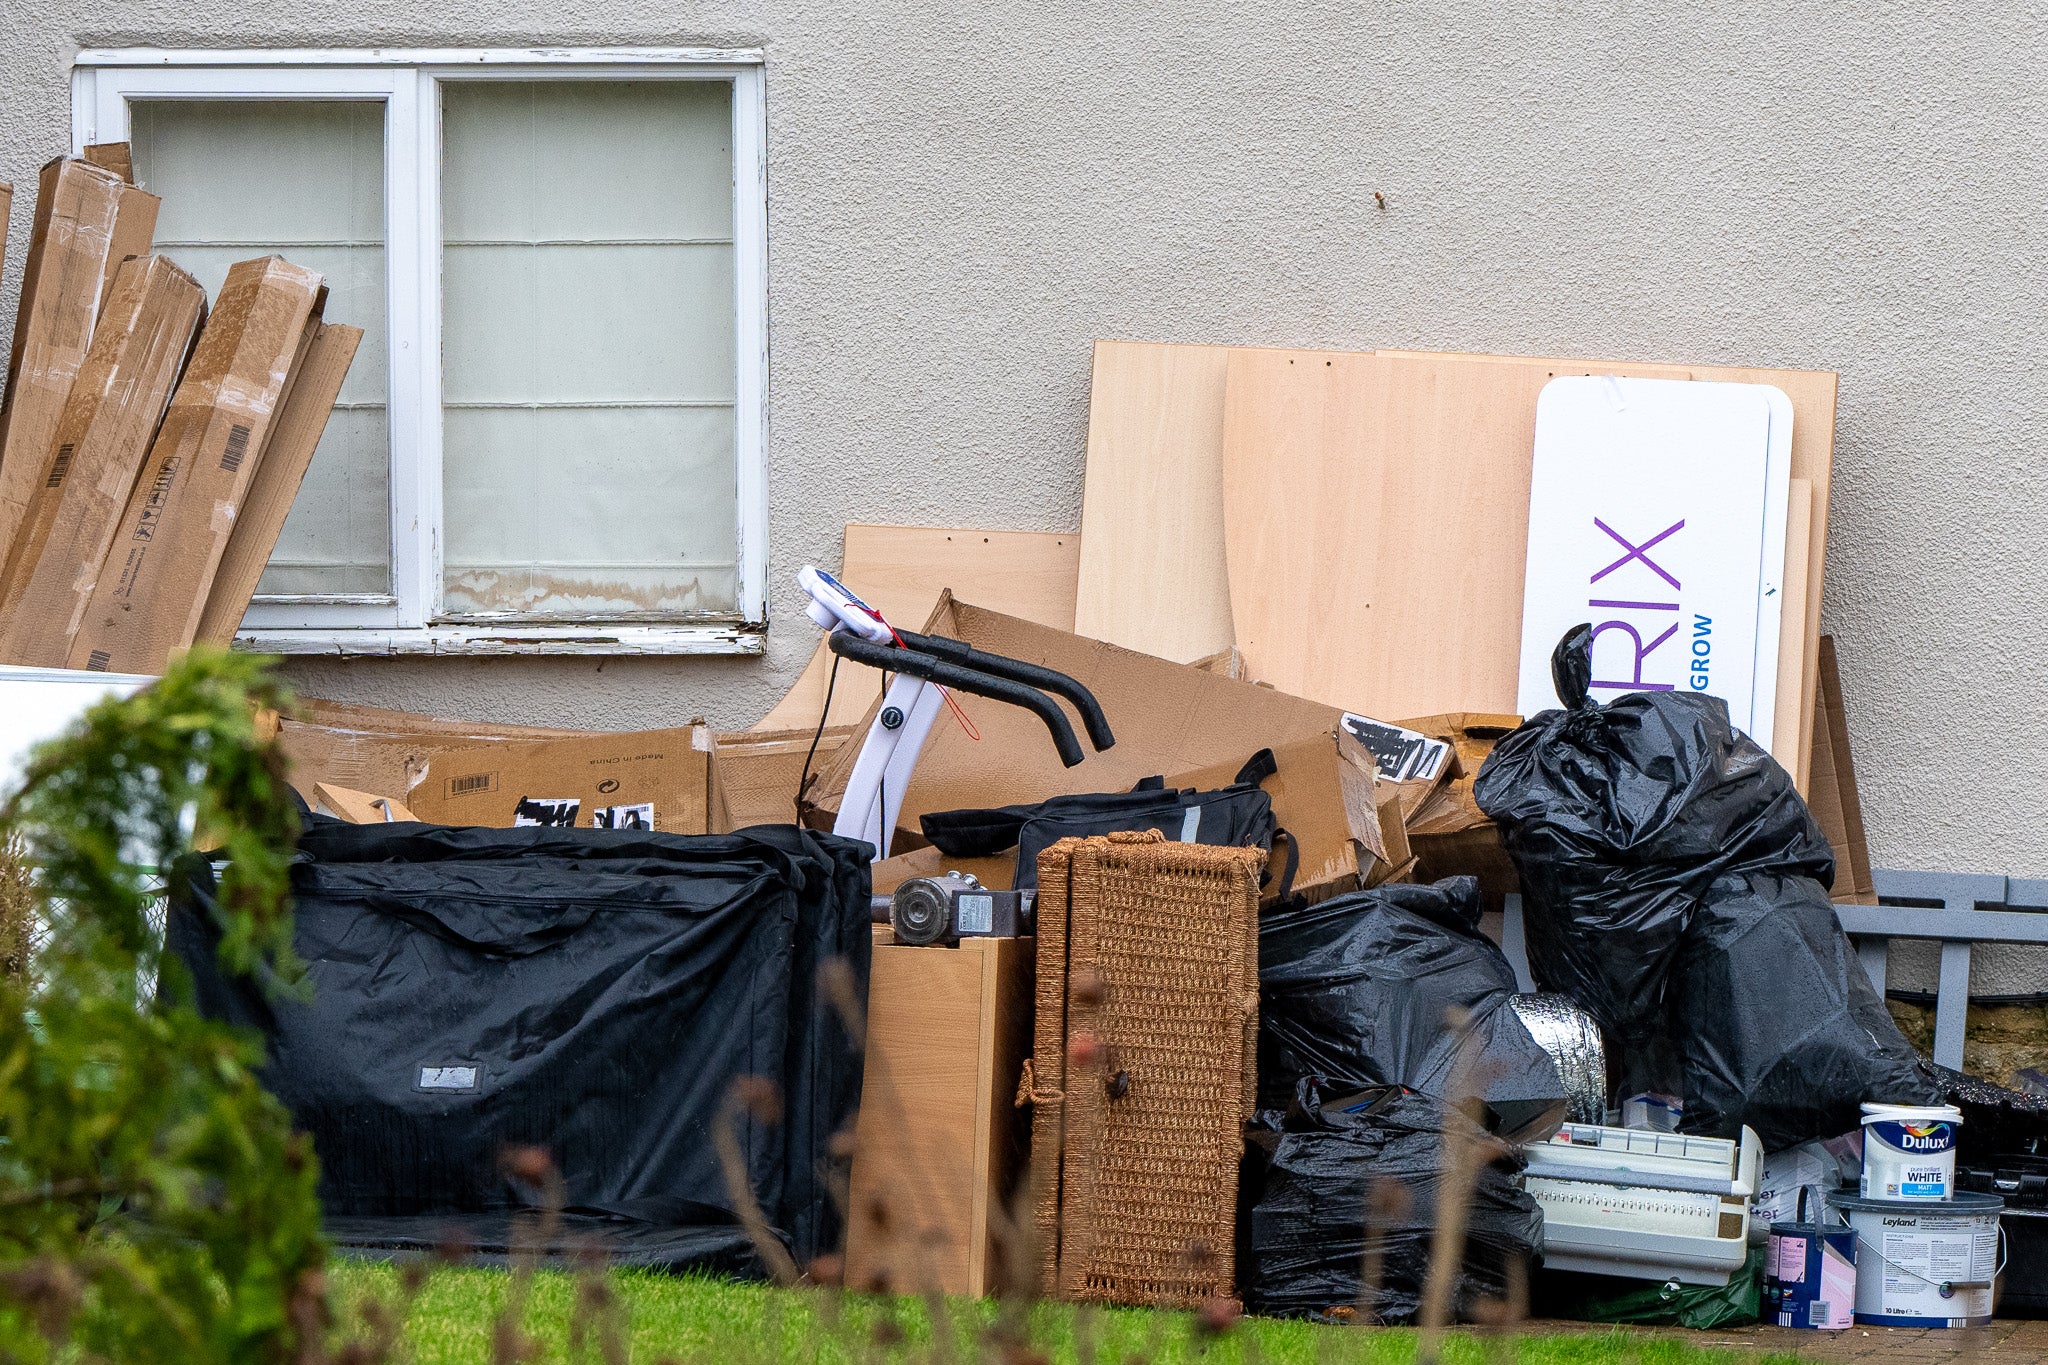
[167,818,872,1271]
[918,748,1293,894]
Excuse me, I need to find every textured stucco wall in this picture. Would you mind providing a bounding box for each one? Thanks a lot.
[3,2,2045,900]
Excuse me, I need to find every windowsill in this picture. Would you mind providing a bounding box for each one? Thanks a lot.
[233,622,766,657]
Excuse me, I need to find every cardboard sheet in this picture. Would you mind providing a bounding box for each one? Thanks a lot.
[0,256,206,666]
[69,257,323,674]
[708,725,854,833]
[195,322,363,646]
[277,700,587,803]
[404,727,713,835]
[0,158,153,557]
[753,524,1081,732]
[1074,340,1238,662]
[1811,635,1877,904]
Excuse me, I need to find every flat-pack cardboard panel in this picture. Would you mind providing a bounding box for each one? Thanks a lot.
[811,596,1361,852]
[754,524,1082,732]
[277,700,595,803]
[708,725,854,833]
[404,726,713,835]
[196,321,362,646]
[1074,340,1238,663]
[0,159,141,557]
[0,256,206,666]
[69,256,322,674]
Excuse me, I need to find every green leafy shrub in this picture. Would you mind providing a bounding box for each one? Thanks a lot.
[0,650,324,1363]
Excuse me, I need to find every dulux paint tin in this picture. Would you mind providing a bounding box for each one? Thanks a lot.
[1826,1190,2004,1327]
[1861,1102,1963,1200]
[1763,1222,1857,1329]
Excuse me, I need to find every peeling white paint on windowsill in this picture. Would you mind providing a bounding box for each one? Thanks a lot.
[234,623,765,657]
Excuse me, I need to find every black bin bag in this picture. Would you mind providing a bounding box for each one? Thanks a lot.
[1474,625,1935,1148]
[1257,876,1568,1140]
[167,819,873,1271]
[1243,1080,1542,1323]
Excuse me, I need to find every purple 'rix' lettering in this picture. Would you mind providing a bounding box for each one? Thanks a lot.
[1591,518,1685,590]
[1589,619,1679,692]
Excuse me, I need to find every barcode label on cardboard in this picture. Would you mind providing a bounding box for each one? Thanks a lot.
[446,772,497,797]
[47,444,74,488]
[220,423,252,473]
[84,650,111,672]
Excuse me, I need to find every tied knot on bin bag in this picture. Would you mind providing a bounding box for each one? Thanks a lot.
[1473,624,1937,1151]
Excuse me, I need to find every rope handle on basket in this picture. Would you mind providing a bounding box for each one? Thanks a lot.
[1017,1056,1064,1108]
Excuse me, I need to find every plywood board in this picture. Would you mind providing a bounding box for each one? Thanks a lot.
[844,934,1031,1297]
[1074,340,1236,662]
[752,524,1081,732]
[1219,349,1388,704]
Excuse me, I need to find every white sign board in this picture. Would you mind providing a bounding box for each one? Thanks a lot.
[1516,376,1791,745]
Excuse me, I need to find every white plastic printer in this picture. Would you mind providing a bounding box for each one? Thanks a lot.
[1521,1122,1763,1285]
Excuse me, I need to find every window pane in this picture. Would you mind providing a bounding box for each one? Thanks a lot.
[440,80,739,619]
[129,99,391,598]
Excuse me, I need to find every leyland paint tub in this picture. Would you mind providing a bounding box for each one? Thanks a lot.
[1763,1222,1857,1329]
[1861,1103,1964,1200]
[1826,1190,2005,1327]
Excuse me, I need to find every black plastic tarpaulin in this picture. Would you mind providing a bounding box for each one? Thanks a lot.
[167,819,872,1271]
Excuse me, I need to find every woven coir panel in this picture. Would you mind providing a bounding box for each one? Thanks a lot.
[1031,831,1263,1307]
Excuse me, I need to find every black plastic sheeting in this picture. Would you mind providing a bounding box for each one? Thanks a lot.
[1475,625,1935,1150]
[1257,877,1568,1140]
[1242,1080,1542,1323]
[167,819,872,1272]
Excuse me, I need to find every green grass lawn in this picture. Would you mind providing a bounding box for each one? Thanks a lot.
[329,1262,1807,1365]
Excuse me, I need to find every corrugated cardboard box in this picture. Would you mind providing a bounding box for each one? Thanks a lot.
[405,727,714,834]
[195,321,362,646]
[276,700,585,804]
[0,158,160,557]
[709,725,855,833]
[0,256,207,666]
[69,257,323,674]
[1166,727,1392,901]
[809,594,1371,856]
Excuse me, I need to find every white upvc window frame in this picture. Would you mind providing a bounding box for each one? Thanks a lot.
[71,48,768,657]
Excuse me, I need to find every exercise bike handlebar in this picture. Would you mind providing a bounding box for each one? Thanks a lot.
[826,631,1090,768]
[892,630,1117,754]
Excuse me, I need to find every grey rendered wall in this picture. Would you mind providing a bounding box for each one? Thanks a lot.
[3,3,2045,899]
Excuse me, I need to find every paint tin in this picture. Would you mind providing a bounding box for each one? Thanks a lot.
[1861,1102,1963,1200]
[1826,1190,2005,1327]
[1763,1221,1857,1329]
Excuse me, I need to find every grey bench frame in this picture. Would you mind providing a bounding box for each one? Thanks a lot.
[1501,870,2048,1071]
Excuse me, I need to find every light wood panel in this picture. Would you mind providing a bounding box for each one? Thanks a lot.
[1220,349,1389,703]
[844,933,1032,1297]
[1073,340,1237,662]
[752,524,1082,732]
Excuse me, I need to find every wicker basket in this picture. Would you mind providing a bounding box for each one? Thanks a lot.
[1030,830,1263,1307]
